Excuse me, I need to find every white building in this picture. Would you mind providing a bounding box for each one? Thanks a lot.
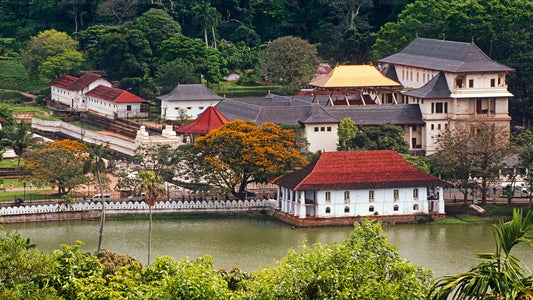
[378,37,515,154]
[49,72,148,119]
[49,73,112,111]
[158,84,223,120]
[84,85,147,119]
[273,150,447,219]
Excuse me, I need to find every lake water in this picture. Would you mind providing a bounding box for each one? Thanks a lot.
[3,215,532,278]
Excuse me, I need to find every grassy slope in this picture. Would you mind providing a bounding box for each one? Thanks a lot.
[0,59,48,92]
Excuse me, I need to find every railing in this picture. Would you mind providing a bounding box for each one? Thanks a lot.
[0,199,278,216]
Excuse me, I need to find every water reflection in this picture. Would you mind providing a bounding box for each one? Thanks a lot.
[3,216,531,277]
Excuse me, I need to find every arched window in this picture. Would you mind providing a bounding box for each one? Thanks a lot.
[344,206,350,213]
[413,204,419,210]
[393,205,399,211]
[369,206,374,212]
[325,207,331,214]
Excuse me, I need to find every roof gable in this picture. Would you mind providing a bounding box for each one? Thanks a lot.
[157,84,223,101]
[49,75,78,89]
[378,37,515,73]
[274,150,447,190]
[177,106,229,134]
[309,65,402,88]
[85,85,146,103]
[402,72,451,99]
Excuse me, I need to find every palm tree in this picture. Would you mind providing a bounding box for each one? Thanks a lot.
[191,2,221,48]
[10,121,40,167]
[429,209,533,299]
[83,143,110,252]
[137,170,164,265]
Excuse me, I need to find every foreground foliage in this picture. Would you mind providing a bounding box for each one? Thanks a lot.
[430,209,533,299]
[0,220,432,299]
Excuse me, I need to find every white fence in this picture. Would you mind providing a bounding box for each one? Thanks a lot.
[0,199,278,216]
[31,118,136,157]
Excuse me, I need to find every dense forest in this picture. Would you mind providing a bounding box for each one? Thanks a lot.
[0,0,532,125]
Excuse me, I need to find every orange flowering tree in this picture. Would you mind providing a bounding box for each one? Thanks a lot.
[180,120,307,199]
[23,139,90,195]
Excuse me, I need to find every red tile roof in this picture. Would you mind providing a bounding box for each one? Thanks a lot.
[85,85,146,103]
[49,72,105,90]
[49,75,78,89]
[274,150,448,190]
[177,106,229,134]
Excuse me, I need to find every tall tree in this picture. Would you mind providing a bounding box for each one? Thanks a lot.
[180,120,307,199]
[137,170,164,265]
[9,121,40,167]
[433,122,510,205]
[22,29,83,80]
[337,117,358,151]
[83,143,111,252]
[343,123,409,153]
[261,36,320,86]
[191,2,221,48]
[430,209,533,300]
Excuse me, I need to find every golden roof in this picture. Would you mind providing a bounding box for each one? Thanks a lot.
[309,65,401,88]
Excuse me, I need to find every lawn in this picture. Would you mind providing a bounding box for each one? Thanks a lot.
[0,59,49,92]
[213,81,284,98]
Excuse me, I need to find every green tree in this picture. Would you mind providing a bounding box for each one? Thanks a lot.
[155,59,201,94]
[180,120,307,199]
[9,121,39,167]
[337,117,358,151]
[23,139,89,195]
[345,123,409,153]
[261,36,320,86]
[22,29,83,80]
[84,143,111,252]
[137,170,165,265]
[430,209,533,300]
[191,2,222,48]
[242,219,433,299]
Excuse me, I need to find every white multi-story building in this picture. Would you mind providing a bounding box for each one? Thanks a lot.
[378,37,515,154]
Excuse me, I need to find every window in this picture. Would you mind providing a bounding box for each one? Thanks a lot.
[327,127,331,132]
[490,79,496,87]
[469,79,474,88]
[416,72,419,82]
[369,206,374,212]
[423,73,426,82]
[344,206,350,213]
[393,205,399,211]
[431,124,434,130]
[199,106,204,110]
[344,191,350,204]
[126,105,131,111]
[369,190,375,202]
[435,102,443,113]
[413,189,419,200]
[456,78,464,88]
[325,191,331,203]
[402,70,405,79]
[438,124,441,130]
[432,102,448,114]
[413,204,419,210]
[325,207,331,214]
[314,127,319,132]
[186,107,192,110]
[393,189,399,201]
[320,127,325,131]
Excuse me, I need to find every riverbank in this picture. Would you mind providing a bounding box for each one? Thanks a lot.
[434,204,533,224]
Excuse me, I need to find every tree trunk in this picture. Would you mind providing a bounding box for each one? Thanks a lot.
[463,189,469,206]
[481,178,488,205]
[204,27,209,48]
[97,169,105,252]
[148,205,152,265]
[211,26,217,49]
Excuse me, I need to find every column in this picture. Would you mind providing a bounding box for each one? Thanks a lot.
[438,186,445,214]
[299,191,306,219]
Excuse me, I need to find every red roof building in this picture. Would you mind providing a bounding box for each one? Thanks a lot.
[274,150,447,219]
[176,106,228,142]
[85,85,146,103]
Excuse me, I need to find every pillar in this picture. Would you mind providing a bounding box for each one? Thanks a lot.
[438,186,445,214]
[299,191,306,218]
